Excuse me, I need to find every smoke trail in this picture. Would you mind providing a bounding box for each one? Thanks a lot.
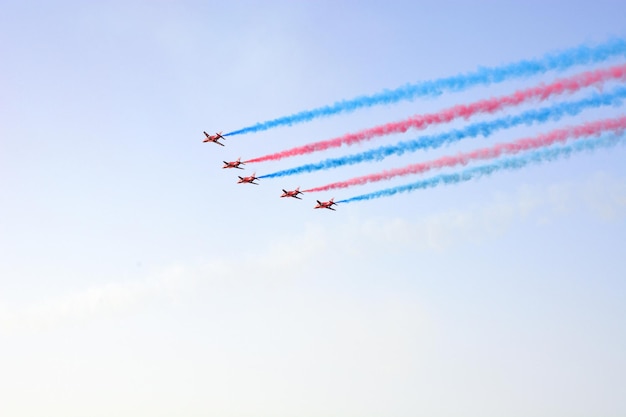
[259,86,626,179]
[306,116,626,192]
[225,38,626,136]
[250,64,626,164]
[337,134,624,204]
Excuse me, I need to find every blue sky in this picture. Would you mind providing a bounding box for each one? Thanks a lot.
[1,1,625,416]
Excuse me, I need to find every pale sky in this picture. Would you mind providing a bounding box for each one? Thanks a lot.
[1,1,625,416]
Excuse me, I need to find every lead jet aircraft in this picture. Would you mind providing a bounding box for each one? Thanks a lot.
[223,157,245,169]
[281,187,303,200]
[237,172,259,185]
[203,131,225,146]
[314,198,337,211]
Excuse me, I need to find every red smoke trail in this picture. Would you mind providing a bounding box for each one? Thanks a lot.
[304,116,626,192]
[246,64,626,164]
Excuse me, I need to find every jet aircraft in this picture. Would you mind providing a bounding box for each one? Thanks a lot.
[203,131,225,146]
[314,198,337,211]
[237,172,259,185]
[223,157,245,169]
[281,187,303,200]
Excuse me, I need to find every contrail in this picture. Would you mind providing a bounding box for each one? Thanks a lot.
[259,86,626,179]
[225,38,626,136]
[336,134,625,204]
[305,116,626,192]
[250,63,626,165]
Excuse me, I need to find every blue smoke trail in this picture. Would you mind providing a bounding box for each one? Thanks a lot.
[258,86,626,180]
[337,134,624,204]
[227,39,626,136]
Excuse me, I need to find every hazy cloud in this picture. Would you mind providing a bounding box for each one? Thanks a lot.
[3,173,625,331]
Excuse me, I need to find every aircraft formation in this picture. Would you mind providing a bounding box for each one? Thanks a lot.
[203,39,626,212]
[205,129,337,210]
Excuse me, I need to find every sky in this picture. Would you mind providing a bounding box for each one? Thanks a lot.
[1,1,625,416]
